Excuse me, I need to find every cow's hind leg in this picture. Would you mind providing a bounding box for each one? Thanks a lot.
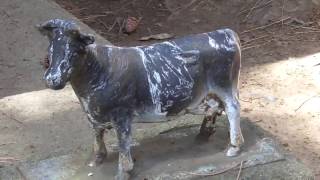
[223,95,244,157]
[197,114,217,140]
[88,127,107,167]
[112,111,134,180]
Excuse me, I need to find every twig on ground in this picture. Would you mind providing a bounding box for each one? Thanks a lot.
[168,0,202,19]
[296,30,320,34]
[236,161,244,180]
[285,23,320,31]
[281,39,319,42]
[81,15,108,21]
[160,124,200,134]
[0,157,20,164]
[186,161,243,176]
[241,35,269,45]
[0,111,24,125]
[0,142,16,147]
[240,98,252,102]
[16,166,27,180]
[118,18,126,34]
[97,19,110,31]
[191,0,207,11]
[238,0,272,16]
[116,1,133,12]
[276,32,320,42]
[295,95,320,112]
[69,8,87,12]
[243,0,263,22]
[239,3,253,14]
[2,9,10,18]
[241,17,291,34]
[0,157,19,160]
[242,39,274,51]
[253,119,263,123]
[281,0,285,29]
[147,0,153,6]
[108,18,119,32]
[240,96,264,102]
[80,12,113,21]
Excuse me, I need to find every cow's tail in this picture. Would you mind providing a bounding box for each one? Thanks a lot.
[230,30,241,99]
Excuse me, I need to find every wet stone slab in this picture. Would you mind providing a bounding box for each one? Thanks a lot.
[0,118,314,180]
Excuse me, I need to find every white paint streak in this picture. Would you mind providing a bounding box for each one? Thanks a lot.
[88,43,98,57]
[207,35,219,49]
[135,47,166,115]
[49,43,53,63]
[153,71,161,83]
[217,29,237,51]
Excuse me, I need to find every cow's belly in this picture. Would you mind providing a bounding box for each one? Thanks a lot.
[133,91,223,123]
[137,42,203,117]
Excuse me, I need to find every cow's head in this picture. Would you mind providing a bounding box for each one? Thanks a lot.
[37,19,95,90]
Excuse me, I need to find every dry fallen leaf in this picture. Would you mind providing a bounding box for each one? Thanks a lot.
[139,33,174,41]
[242,108,252,112]
[123,17,141,34]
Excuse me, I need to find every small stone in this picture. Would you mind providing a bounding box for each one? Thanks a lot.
[88,172,93,176]
[282,143,289,147]
[192,19,200,24]
[242,108,252,112]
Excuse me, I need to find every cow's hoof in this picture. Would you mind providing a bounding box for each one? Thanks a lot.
[119,152,134,172]
[123,162,134,172]
[88,153,106,167]
[121,158,134,172]
[226,146,241,157]
[115,172,130,180]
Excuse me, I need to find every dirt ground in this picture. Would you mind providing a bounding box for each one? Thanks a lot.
[53,0,320,177]
[0,0,320,179]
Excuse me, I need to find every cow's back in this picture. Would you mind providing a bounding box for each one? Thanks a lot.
[136,42,195,115]
[171,29,241,90]
[133,29,240,117]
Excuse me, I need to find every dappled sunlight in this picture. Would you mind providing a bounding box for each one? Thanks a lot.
[240,51,320,173]
[0,85,92,162]
[241,51,320,114]
[0,85,80,122]
[264,53,320,112]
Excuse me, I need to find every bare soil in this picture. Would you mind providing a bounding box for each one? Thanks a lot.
[0,0,319,179]
[54,0,320,177]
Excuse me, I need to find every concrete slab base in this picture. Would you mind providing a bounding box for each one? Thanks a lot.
[0,119,314,180]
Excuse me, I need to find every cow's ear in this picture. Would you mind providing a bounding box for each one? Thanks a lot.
[66,28,95,46]
[36,20,56,34]
[79,33,95,46]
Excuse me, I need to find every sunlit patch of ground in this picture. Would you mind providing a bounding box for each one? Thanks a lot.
[0,86,92,163]
[240,52,320,176]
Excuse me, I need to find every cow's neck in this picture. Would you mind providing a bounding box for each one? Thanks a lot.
[70,44,109,98]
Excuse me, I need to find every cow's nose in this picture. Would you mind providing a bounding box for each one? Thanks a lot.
[44,72,59,84]
[45,75,55,87]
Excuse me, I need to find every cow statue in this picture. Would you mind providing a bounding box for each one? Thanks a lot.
[37,19,243,179]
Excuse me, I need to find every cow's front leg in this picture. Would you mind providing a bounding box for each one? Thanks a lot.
[225,98,244,157]
[88,127,107,167]
[112,115,133,180]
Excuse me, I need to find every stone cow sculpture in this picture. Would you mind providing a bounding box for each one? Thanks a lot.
[37,19,243,179]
